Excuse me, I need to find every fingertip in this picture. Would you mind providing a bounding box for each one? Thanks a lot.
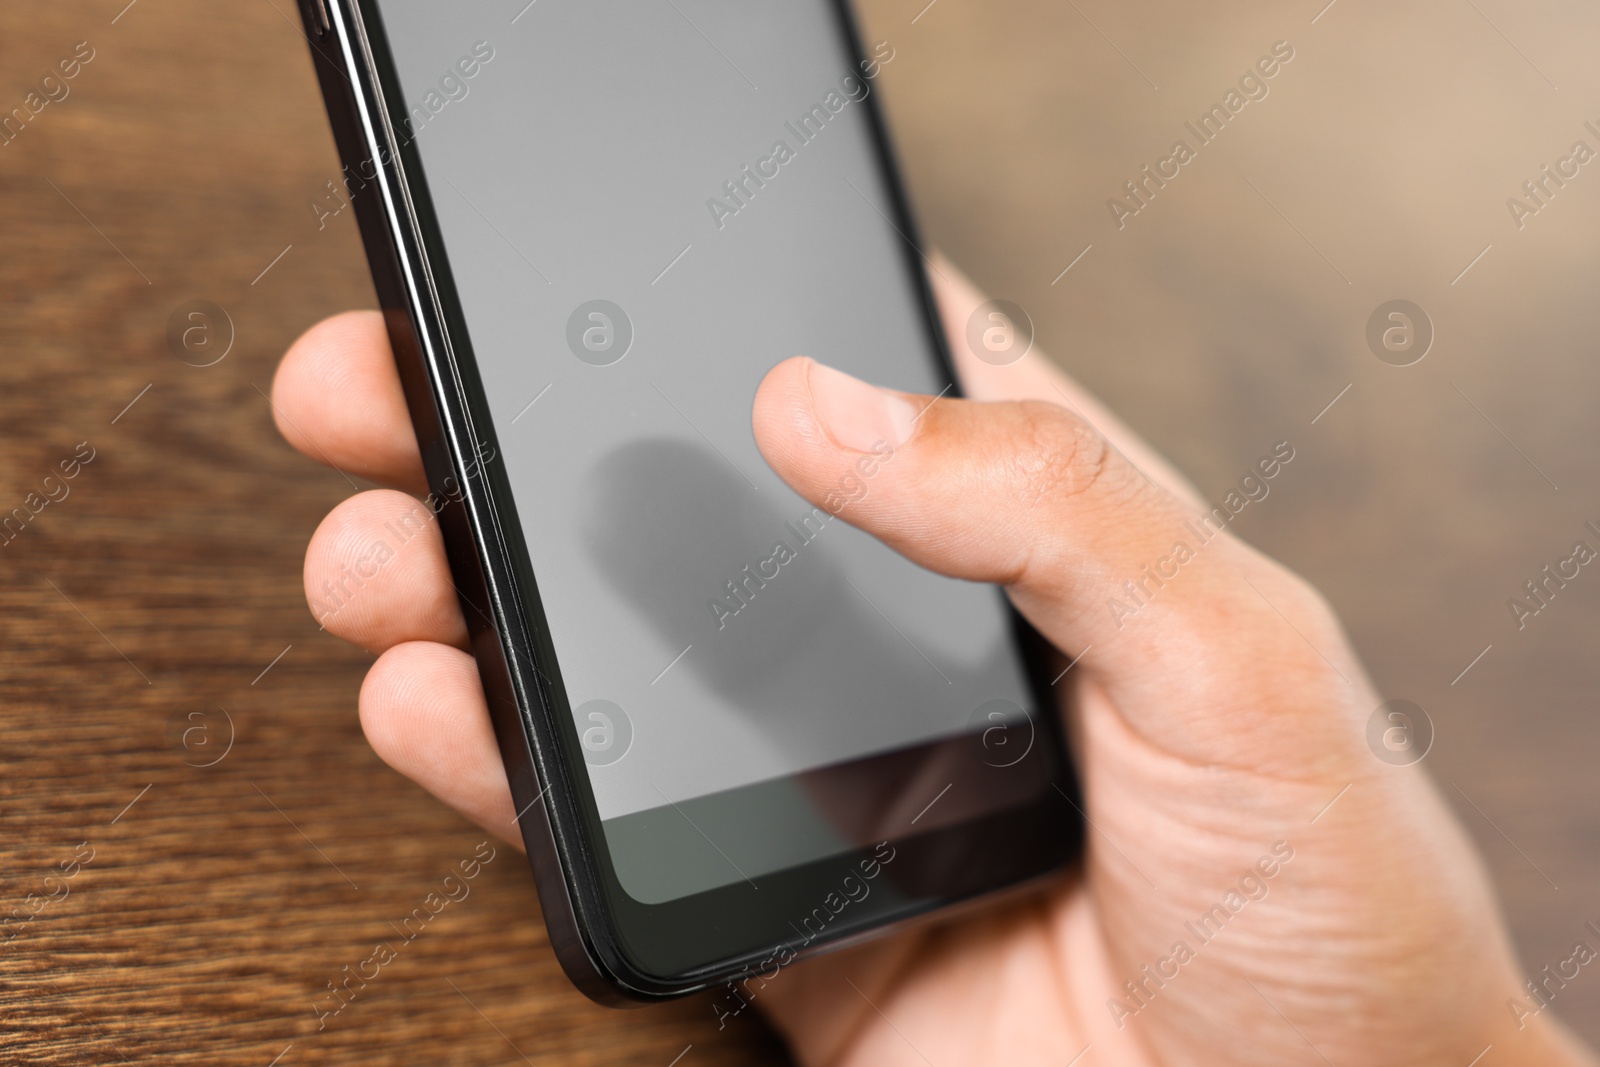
[358,640,464,765]
[272,310,427,492]
[358,641,422,761]
[303,488,469,654]
[273,310,381,443]
[359,641,524,849]
[752,355,826,469]
[753,354,815,414]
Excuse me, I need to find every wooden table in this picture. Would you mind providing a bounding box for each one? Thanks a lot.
[2,0,1597,1061]
[0,2,787,1062]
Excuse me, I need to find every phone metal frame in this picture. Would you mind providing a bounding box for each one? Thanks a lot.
[296,0,1082,1005]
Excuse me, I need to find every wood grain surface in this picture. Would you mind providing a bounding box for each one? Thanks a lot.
[3,0,1598,1063]
[0,2,789,1063]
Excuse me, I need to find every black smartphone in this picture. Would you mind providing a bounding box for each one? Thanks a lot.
[297,0,1081,1004]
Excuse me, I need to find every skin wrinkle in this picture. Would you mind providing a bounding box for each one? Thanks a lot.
[905,402,1118,592]
[988,467,1183,637]
[1076,677,1362,802]
[1107,576,1356,700]
[1004,447,1369,780]
[992,409,1108,590]
[1004,403,1110,508]
[1054,612,1344,746]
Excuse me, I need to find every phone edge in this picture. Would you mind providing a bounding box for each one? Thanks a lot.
[292,0,1083,1008]
[295,0,654,1006]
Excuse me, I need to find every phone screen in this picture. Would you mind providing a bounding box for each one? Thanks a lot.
[371,0,1046,905]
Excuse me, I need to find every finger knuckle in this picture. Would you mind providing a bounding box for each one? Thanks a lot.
[999,401,1114,507]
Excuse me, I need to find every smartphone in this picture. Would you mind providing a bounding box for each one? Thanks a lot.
[298,0,1082,1004]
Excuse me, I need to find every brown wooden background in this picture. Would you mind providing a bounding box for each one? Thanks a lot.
[3,0,1598,1062]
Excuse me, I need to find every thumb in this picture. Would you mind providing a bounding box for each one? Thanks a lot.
[751,356,1368,771]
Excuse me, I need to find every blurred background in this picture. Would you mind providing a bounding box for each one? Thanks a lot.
[2,0,1597,1062]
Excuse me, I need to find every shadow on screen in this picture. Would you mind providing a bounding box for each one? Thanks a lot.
[582,437,1049,853]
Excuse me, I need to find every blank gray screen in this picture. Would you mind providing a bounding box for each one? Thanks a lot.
[375,1,1032,836]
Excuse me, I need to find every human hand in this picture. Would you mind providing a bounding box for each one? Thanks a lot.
[272,260,1595,1067]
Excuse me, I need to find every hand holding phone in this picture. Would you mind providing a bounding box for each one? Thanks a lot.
[285,0,1592,1059]
[276,262,1585,1064]
[299,0,1079,999]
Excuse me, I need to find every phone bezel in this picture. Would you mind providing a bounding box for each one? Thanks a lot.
[299,0,1083,1003]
